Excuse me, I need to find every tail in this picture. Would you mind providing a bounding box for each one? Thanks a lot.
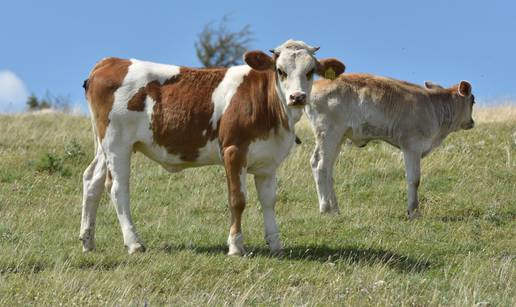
[90,116,101,155]
[83,78,100,154]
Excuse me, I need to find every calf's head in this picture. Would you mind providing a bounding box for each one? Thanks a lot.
[456,81,475,130]
[426,80,476,130]
[244,39,345,108]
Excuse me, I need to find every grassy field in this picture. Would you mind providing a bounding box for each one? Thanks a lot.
[0,106,515,305]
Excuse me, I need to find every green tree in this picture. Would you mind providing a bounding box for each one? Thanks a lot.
[26,94,40,110]
[26,94,51,111]
[194,15,253,68]
[26,91,70,111]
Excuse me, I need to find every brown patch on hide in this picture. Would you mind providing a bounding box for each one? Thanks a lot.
[127,87,147,111]
[150,67,227,161]
[218,69,289,150]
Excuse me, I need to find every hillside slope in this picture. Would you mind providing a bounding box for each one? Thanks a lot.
[0,107,514,305]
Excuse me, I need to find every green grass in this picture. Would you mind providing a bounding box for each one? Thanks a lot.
[0,112,514,306]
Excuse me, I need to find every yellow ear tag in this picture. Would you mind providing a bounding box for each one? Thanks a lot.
[324,68,336,80]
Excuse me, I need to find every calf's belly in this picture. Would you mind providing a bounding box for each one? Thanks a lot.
[133,139,223,172]
[347,123,400,149]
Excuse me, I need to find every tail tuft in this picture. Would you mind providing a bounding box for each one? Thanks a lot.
[82,79,89,92]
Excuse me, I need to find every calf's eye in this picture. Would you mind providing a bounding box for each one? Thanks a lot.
[306,69,314,80]
[277,69,287,79]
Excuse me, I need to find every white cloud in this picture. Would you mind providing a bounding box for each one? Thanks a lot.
[0,70,29,113]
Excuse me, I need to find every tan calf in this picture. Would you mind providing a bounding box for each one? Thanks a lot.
[305,73,475,218]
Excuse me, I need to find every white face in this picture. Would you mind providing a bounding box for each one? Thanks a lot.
[273,43,318,108]
[244,39,345,109]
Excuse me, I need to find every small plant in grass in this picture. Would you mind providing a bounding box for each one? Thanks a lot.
[32,139,85,176]
[64,139,85,161]
[34,152,71,177]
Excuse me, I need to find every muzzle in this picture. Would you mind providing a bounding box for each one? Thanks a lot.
[288,91,307,107]
[462,120,475,130]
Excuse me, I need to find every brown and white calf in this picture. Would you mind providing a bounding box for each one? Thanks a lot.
[305,74,475,219]
[80,40,345,255]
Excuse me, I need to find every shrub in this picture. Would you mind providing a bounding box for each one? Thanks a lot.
[34,152,71,177]
[64,139,85,161]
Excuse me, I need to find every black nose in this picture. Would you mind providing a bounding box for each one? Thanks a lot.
[289,92,306,104]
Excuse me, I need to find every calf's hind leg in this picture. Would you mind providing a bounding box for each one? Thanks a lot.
[79,148,106,251]
[402,150,422,219]
[104,144,145,254]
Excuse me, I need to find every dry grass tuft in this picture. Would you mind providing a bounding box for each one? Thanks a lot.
[474,104,516,123]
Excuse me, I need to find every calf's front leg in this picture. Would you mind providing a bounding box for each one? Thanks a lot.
[254,174,282,255]
[310,131,342,214]
[402,150,422,219]
[223,145,247,256]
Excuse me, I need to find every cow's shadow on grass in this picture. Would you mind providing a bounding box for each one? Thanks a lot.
[165,243,432,273]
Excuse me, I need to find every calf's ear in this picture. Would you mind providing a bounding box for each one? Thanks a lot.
[244,51,274,71]
[424,81,444,89]
[458,80,472,97]
[316,58,346,80]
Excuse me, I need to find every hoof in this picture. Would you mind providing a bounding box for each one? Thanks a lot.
[79,231,95,252]
[228,245,246,257]
[127,243,146,254]
[320,203,340,215]
[227,233,246,256]
[266,233,283,256]
[407,210,421,220]
[271,248,284,258]
[228,249,245,257]
[82,243,96,252]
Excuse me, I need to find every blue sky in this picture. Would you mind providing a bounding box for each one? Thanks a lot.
[0,0,515,112]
